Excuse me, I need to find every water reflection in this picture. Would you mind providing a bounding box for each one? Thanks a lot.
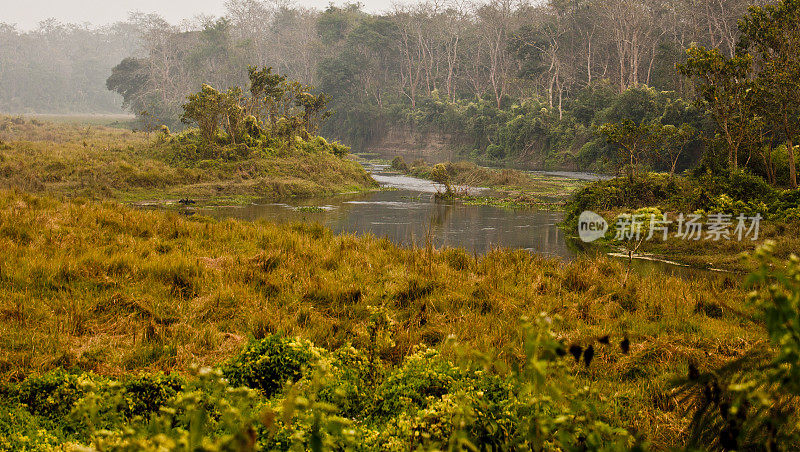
[193,162,725,280]
[200,188,574,258]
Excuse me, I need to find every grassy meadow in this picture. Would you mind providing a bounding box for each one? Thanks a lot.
[0,189,755,376]
[0,187,787,449]
[0,117,796,450]
[0,115,376,205]
[16,113,139,129]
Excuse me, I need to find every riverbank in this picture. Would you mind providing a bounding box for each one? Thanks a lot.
[389,157,591,208]
[564,172,800,273]
[0,115,377,205]
[0,188,779,449]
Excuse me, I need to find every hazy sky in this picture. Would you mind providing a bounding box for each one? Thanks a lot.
[1,0,394,30]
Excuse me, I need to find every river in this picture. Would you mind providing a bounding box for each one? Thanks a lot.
[195,158,728,280]
[198,160,575,259]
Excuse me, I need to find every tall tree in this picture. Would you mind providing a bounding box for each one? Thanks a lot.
[739,0,800,188]
[598,119,660,179]
[599,0,659,92]
[475,0,517,108]
[678,46,754,170]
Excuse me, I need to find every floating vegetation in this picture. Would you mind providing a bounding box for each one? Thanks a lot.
[295,205,327,212]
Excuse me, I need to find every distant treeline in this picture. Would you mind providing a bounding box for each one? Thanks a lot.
[97,0,756,124]
[0,19,141,113]
[2,0,757,121]
[96,0,765,170]
[2,0,782,174]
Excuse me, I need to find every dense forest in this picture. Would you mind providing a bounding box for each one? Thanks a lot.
[0,1,758,157]
[3,0,798,183]
[1,0,756,114]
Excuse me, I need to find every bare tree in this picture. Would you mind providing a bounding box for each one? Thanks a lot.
[474,0,517,108]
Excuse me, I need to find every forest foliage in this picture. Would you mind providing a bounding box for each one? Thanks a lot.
[178,66,332,150]
[0,20,139,113]
[6,0,798,185]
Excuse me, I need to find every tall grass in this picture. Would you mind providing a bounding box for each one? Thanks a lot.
[0,189,766,446]
[0,117,780,446]
[0,115,376,203]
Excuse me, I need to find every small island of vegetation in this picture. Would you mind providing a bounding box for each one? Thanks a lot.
[0,67,376,206]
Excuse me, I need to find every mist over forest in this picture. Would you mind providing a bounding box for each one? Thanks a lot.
[2,0,753,113]
[3,1,778,173]
[1,0,753,144]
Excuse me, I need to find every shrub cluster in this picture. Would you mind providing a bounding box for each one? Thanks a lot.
[566,170,800,227]
[1,318,640,450]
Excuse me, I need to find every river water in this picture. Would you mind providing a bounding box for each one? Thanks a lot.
[199,160,575,258]
[195,160,729,280]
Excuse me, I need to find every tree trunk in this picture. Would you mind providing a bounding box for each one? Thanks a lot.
[784,112,797,188]
[587,39,592,83]
[630,146,635,179]
[670,154,679,176]
[557,80,563,120]
[788,138,797,188]
[761,145,776,185]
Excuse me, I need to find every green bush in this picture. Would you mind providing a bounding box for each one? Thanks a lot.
[374,347,462,417]
[566,173,683,225]
[120,374,184,418]
[691,168,778,208]
[312,345,376,419]
[486,143,505,160]
[1,324,641,450]
[776,188,800,213]
[390,156,409,172]
[0,402,59,451]
[701,193,770,216]
[13,371,90,419]
[86,367,260,452]
[566,169,799,226]
[223,334,316,397]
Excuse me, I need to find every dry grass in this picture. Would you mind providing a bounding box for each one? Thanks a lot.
[0,115,376,204]
[632,220,800,271]
[0,118,776,447]
[402,159,589,206]
[0,189,766,446]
